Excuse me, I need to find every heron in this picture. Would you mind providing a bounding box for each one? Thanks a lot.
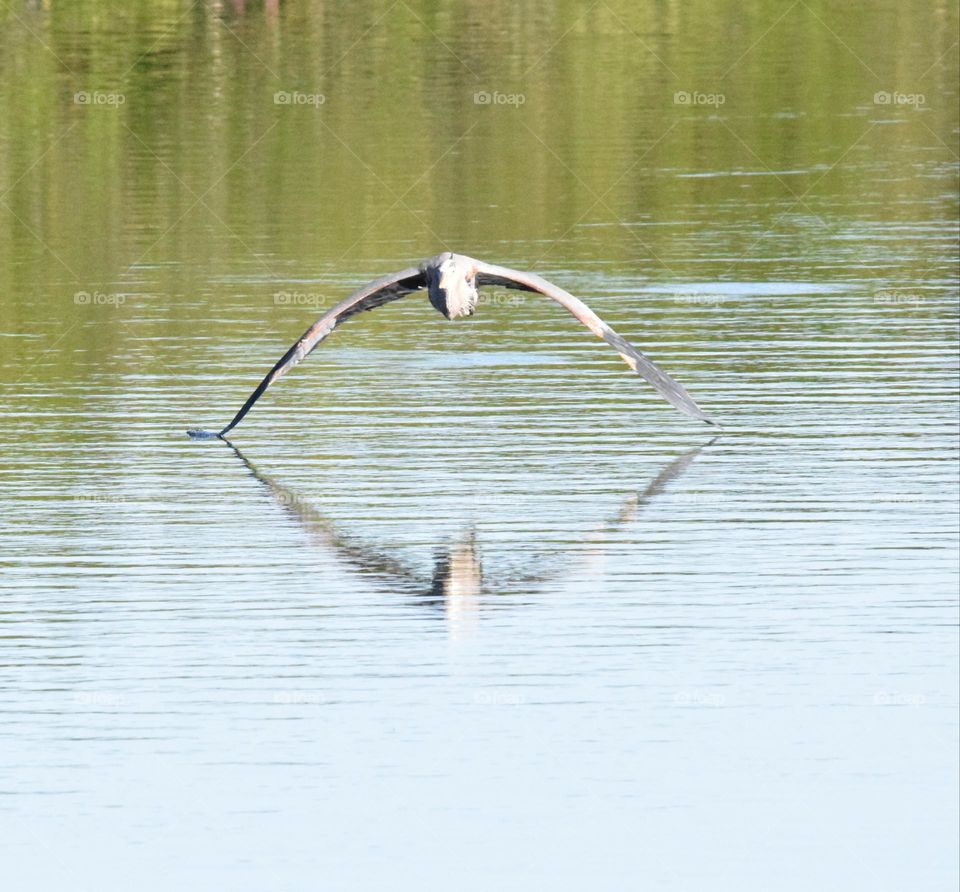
[187,252,717,439]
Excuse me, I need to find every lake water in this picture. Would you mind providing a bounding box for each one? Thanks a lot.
[1,1,958,889]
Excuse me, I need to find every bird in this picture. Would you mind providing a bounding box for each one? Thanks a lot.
[187,252,716,439]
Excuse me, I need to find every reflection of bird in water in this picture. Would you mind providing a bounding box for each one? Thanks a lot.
[225,439,716,627]
[189,252,717,439]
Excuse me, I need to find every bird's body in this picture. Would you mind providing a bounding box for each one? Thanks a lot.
[188,252,716,439]
[424,253,481,319]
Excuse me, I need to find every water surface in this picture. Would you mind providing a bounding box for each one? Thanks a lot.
[1,1,958,889]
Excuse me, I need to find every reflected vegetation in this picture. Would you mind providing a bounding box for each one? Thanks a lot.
[1,0,956,399]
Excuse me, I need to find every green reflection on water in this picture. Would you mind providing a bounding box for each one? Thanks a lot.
[0,0,957,398]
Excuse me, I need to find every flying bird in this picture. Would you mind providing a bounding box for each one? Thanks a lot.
[187,252,716,439]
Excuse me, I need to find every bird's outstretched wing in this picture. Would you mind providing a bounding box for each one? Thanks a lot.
[188,267,426,438]
[473,261,716,426]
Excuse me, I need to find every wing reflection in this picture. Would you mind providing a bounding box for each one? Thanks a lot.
[225,439,716,621]
[502,438,717,592]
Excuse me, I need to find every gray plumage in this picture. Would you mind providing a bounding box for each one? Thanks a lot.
[187,252,717,439]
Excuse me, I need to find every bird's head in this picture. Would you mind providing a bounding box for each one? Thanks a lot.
[426,253,479,319]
